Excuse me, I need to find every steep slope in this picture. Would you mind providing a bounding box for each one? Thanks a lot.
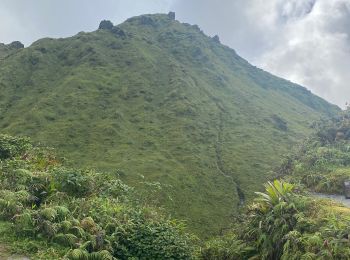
[0,13,339,236]
[0,134,195,259]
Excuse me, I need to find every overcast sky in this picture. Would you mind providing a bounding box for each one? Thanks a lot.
[0,0,349,107]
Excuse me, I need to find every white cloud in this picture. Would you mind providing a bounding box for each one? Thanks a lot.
[255,0,350,107]
[172,0,350,107]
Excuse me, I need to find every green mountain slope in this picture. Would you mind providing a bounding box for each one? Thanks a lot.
[0,134,195,259]
[0,13,339,236]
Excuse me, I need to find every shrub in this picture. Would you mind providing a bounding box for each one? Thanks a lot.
[0,190,31,220]
[200,233,253,259]
[0,134,31,160]
[52,168,94,197]
[0,134,197,259]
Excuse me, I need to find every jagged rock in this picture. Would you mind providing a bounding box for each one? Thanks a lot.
[168,12,175,20]
[9,41,24,49]
[192,25,201,31]
[111,26,126,38]
[99,20,114,30]
[213,35,220,43]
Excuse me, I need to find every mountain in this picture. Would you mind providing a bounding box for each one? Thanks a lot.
[0,13,339,236]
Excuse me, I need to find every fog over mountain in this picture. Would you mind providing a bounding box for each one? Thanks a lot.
[1,0,349,107]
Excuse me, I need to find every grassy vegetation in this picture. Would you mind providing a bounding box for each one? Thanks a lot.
[0,221,67,259]
[278,109,350,194]
[0,13,339,236]
[0,134,196,259]
[201,180,350,259]
[4,110,350,258]
[199,110,350,259]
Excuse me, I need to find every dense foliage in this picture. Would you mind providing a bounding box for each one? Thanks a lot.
[199,110,350,259]
[201,180,350,259]
[2,110,350,259]
[0,134,195,259]
[0,13,339,235]
[279,109,350,194]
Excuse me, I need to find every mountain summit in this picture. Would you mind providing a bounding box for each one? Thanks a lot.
[0,13,339,235]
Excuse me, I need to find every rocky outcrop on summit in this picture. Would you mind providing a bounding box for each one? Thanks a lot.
[98,20,114,30]
[212,35,220,43]
[8,41,24,49]
[0,41,24,59]
[168,11,176,20]
[98,20,126,38]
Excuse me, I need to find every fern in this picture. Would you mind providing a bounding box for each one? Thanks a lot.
[60,220,73,233]
[55,206,70,221]
[54,233,78,247]
[40,207,58,221]
[66,249,89,260]
[89,250,114,260]
[65,249,114,260]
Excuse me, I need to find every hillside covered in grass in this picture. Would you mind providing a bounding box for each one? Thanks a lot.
[0,134,195,259]
[0,13,339,235]
[200,109,350,259]
[4,131,350,259]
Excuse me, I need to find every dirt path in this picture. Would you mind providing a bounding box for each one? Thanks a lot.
[200,85,246,207]
[0,245,30,260]
[215,112,245,206]
[311,192,350,208]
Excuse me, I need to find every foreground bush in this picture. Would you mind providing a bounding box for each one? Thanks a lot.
[0,134,195,259]
[279,109,350,194]
[0,134,31,160]
[202,180,350,259]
